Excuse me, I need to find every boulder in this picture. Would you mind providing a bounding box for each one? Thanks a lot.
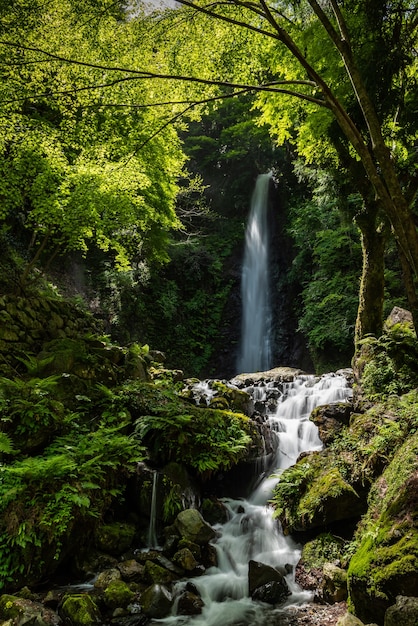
[140,584,172,618]
[60,594,101,625]
[248,560,290,604]
[103,579,136,609]
[310,402,353,445]
[176,590,204,616]
[0,594,62,625]
[173,547,199,572]
[94,568,121,589]
[320,563,348,603]
[142,560,176,585]
[117,559,145,583]
[384,306,413,330]
[174,509,216,545]
[348,434,418,624]
[384,595,418,626]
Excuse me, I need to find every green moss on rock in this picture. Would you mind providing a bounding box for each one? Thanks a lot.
[347,433,418,624]
[103,579,136,609]
[61,594,101,625]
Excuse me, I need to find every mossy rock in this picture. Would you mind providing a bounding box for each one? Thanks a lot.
[274,455,365,534]
[347,433,418,624]
[103,579,136,609]
[60,594,101,625]
[95,522,136,556]
[299,533,345,571]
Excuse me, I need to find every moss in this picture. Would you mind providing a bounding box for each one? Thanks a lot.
[103,579,136,609]
[300,533,345,571]
[94,522,136,556]
[347,433,418,623]
[61,594,101,626]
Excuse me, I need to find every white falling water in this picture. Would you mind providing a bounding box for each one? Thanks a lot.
[237,174,273,374]
[147,471,159,548]
[157,373,352,626]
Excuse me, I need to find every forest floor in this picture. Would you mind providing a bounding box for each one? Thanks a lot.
[286,601,347,625]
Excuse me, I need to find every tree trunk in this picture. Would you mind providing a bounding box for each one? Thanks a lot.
[354,208,388,348]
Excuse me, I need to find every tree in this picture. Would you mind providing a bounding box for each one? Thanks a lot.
[0,0,185,280]
[164,0,418,338]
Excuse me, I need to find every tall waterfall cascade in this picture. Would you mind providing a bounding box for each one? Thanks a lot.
[237,173,273,374]
[159,372,352,626]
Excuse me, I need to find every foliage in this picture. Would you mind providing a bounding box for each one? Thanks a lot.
[0,374,65,451]
[0,419,143,589]
[124,381,252,476]
[0,0,185,277]
[360,324,418,400]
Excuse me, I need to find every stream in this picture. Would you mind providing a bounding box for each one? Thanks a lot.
[153,372,352,626]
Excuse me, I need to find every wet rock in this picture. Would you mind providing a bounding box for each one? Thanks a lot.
[251,580,291,605]
[60,593,101,625]
[117,559,145,582]
[176,590,204,615]
[142,560,176,584]
[384,595,418,626]
[0,594,62,625]
[174,509,216,545]
[248,560,290,603]
[110,615,148,626]
[201,498,229,525]
[103,579,136,609]
[172,547,199,572]
[140,584,172,618]
[310,403,354,445]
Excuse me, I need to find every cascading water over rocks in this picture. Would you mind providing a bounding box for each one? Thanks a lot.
[158,371,352,626]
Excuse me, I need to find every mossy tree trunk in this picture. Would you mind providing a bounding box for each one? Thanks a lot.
[354,203,389,349]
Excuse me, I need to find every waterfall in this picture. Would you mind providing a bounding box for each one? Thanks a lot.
[237,173,273,374]
[147,471,159,548]
[160,373,352,626]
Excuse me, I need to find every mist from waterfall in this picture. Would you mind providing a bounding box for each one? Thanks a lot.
[237,173,273,374]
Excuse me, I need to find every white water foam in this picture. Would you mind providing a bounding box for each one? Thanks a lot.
[155,373,352,626]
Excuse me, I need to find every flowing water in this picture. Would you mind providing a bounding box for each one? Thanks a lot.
[237,174,273,374]
[156,372,352,626]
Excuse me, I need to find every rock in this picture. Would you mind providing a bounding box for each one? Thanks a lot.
[94,523,136,556]
[384,306,413,330]
[109,616,148,626]
[336,613,365,625]
[60,594,101,625]
[117,559,145,582]
[142,560,176,584]
[172,547,199,572]
[251,581,291,605]
[94,568,121,589]
[140,584,172,618]
[174,509,216,545]
[176,590,204,615]
[347,434,418,624]
[310,402,354,445]
[0,594,62,625]
[103,579,136,609]
[248,560,290,603]
[231,367,305,386]
[321,563,348,603]
[384,595,418,626]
